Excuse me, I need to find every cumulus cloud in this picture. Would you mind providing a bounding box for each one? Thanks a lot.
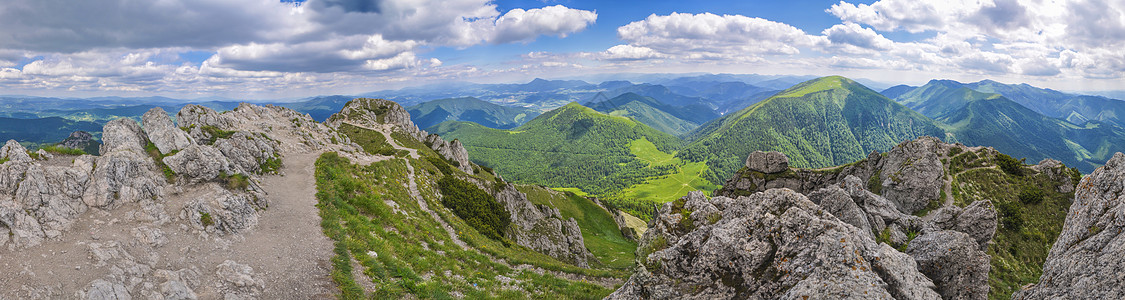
[601,45,663,60]
[822,23,895,52]
[0,0,597,94]
[616,12,822,59]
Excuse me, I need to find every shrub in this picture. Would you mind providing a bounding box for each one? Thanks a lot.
[219,172,250,190]
[200,212,215,227]
[1018,186,1044,205]
[867,170,883,195]
[437,176,510,241]
[426,156,454,175]
[995,153,1025,176]
[997,201,1023,230]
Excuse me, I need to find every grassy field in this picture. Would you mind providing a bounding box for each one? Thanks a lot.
[605,138,719,220]
[518,185,637,270]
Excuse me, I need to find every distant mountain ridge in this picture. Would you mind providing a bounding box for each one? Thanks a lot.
[405,97,540,130]
[586,92,712,136]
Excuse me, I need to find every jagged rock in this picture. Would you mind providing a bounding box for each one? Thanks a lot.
[808,185,872,236]
[82,279,131,300]
[152,268,198,300]
[879,137,944,214]
[15,159,94,237]
[0,200,46,248]
[142,107,194,154]
[426,134,472,174]
[60,131,96,151]
[215,260,263,299]
[745,151,789,173]
[1014,152,1125,299]
[608,190,939,299]
[162,145,231,183]
[921,200,996,251]
[34,149,51,160]
[181,188,260,234]
[327,98,424,140]
[100,118,147,155]
[212,132,279,175]
[906,230,990,299]
[494,184,593,267]
[1,140,32,162]
[1031,158,1076,193]
[84,151,163,209]
[176,105,231,129]
[132,226,168,248]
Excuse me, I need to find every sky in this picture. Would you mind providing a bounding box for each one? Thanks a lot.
[0,0,1123,99]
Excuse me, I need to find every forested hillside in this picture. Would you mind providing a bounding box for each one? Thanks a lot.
[406,97,540,130]
[586,93,701,136]
[678,76,946,183]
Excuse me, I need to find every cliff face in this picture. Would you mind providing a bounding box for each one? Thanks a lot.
[1015,152,1125,299]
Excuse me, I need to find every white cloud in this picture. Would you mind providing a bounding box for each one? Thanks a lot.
[822,23,895,52]
[602,45,663,60]
[491,5,598,44]
[616,12,822,59]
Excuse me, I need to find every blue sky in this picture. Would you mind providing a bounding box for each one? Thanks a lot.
[0,0,1121,98]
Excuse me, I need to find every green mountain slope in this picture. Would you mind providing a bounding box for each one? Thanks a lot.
[586,92,700,136]
[896,80,1125,172]
[0,117,103,149]
[429,102,717,218]
[679,76,946,183]
[406,97,540,130]
[964,80,1125,128]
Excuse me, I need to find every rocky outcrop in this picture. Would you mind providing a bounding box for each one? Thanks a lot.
[493,183,593,268]
[906,230,991,299]
[1014,152,1125,299]
[924,200,997,251]
[745,151,789,173]
[162,145,231,183]
[609,190,941,299]
[215,260,264,299]
[1031,158,1077,193]
[328,98,474,173]
[142,107,193,154]
[181,187,262,234]
[716,137,946,215]
[176,104,231,129]
[100,118,148,154]
[59,131,97,154]
[213,132,280,175]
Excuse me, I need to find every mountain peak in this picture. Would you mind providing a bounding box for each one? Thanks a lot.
[773,75,863,98]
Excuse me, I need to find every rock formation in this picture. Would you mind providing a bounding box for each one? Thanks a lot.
[608,190,941,299]
[745,150,789,173]
[59,131,95,151]
[1014,152,1125,299]
[493,183,594,268]
[327,98,473,173]
[142,107,194,154]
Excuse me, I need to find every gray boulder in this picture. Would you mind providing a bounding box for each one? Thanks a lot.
[176,104,231,129]
[879,137,944,214]
[83,151,162,209]
[163,145,231,183]
[1,140,32,162]
[745,151,789,173]
[100,118,147,154]
[906,230,990,299]
[608,190,939,299]
[212,132,280,175]
[1014,152,1125,299]
[215,260,263,299]
[142,107,193,154]
[181,188,261,234]
[808,185,872,237]
[426,134,472,174]
[83,279,131,300]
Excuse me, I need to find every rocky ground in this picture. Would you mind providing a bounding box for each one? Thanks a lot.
[0,104,355,299]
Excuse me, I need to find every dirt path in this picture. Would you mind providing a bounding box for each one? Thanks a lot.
[225,152,336,298]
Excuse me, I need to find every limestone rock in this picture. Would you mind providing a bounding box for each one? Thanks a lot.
[1,140,32,162]
[181,188,261,234]
[871,243,942,300]
[212,132,280,175]
[1014,152,1125,299]
[176,104,231,129]
[426,134,472,174]
[0,200,47,248]
[100,118,147,154]
[84,151,163,209]
[808,185,872,236]
[83,279,131,300]
[1031,158,1076,193]
[608,190,938,299]
[162,145,231,183]
[60,131,96,152]
[494,183,593,267]
[745,151,789,173]
[142,107,194,154]
[879,137,944,214]
[906,230,990,299]
[215,260,263,299]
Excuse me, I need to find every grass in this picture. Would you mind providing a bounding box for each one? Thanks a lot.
[219,171,250,190]
[604,138,719,220]
[144,141,176,183]
[40,144,86,155]
[314,152,622,299]
[200,212,214,227]
[338,123,398,156]
[200,125,236,145]
[952,166,1073,300]
[518,185,637,270]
